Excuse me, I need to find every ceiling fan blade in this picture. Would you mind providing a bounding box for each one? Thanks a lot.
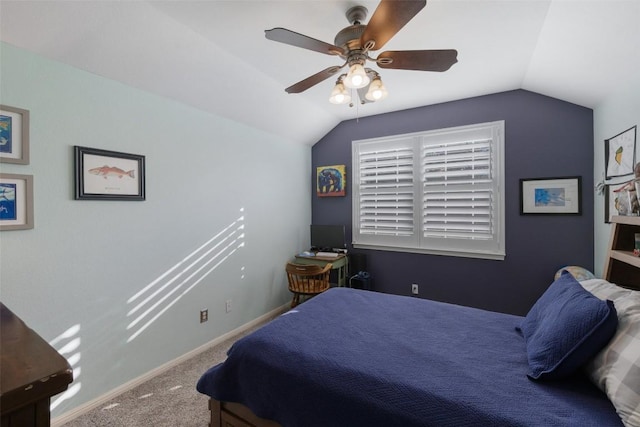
[360,0,426,51]
[285,65,344,94]
[377,50,458,72]
[265,28,344,56]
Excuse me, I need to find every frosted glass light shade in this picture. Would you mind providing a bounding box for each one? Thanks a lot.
[329,82,351,104]
[365,77,388,101]
[343,63,370,89]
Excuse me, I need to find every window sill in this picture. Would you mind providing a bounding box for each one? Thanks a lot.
[352,243,505,261]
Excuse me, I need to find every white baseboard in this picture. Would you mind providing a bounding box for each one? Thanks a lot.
[51,303,288,426]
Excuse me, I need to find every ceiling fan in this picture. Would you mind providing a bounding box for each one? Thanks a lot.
[265,0,458,105]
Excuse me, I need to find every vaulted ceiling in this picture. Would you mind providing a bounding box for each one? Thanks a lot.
[1,1,638,146]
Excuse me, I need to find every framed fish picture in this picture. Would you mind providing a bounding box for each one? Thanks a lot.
[74,146,145,200]
[0,105,30,165]
[0,173,34,230]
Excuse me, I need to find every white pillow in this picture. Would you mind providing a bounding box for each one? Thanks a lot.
[581,279,640,427]
[580,278,633,301]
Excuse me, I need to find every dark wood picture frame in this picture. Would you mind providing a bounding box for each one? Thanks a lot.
[74,146,145,201]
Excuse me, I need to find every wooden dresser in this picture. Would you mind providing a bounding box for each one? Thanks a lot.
[604,215,640,290]
[1,303,73,427]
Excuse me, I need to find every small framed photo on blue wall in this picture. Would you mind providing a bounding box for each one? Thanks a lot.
[520,176,582,215]
[317,165,346,197]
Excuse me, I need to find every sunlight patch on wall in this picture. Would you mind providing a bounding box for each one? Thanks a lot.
[50,324,82,412]
[126,211,245,342]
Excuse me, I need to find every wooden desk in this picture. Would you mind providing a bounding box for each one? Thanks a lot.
[1,303,73,427]
[294,254,349,286]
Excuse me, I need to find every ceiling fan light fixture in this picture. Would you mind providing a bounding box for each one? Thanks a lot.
[343,63,370,89]
[266,1,458,106]
[365,76,388,101]
[329,80,351,105]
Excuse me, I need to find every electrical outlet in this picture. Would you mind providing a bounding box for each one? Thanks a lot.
[200,309,208,323]
[225,299,232,313]
[411,284,419,295]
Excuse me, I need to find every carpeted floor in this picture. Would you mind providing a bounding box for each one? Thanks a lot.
[62,317,274,427]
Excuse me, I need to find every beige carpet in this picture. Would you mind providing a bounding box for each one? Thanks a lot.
[62,317,274,427]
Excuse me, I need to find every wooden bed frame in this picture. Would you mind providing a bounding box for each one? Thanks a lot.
[208,398,280,427]
[206,216,640,427]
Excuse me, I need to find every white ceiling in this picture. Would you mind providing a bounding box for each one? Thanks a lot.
[1,0,638,146]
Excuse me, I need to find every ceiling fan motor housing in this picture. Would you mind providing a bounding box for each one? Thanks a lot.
[334,24,366,51]
[335,5,368,51]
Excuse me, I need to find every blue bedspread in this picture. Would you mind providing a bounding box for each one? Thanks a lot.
[197,288,622,427]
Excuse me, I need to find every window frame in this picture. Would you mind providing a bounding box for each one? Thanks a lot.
[351,121,505,260]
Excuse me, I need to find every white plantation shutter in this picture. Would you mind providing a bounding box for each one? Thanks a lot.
[352,121,505,260]
[353,138,418,247]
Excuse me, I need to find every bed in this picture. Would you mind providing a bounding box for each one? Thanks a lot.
[197,271,640,427]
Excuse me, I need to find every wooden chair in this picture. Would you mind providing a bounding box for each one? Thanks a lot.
[285,262,333,308]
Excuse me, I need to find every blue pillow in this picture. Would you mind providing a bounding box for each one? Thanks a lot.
[517,272,618,380]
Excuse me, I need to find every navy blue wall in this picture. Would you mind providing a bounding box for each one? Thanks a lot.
[312,90,594,316]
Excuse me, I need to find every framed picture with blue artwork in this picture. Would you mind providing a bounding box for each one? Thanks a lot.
[520,176,582,215]
[0,173,34,231]
[317,165,346,197]
[0,105,30,165]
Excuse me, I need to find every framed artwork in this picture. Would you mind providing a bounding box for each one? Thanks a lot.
[605,125,636,179]
[317,164,346,197]
[520,176,582,215]
[0,173,34,231]
[0,105,30,164]
[75,146,145,201]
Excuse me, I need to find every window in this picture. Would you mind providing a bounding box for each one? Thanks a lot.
[352,121,505,260]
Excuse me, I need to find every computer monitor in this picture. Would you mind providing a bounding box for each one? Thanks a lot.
[310,225,346,251]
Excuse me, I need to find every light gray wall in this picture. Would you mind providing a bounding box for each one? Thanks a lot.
[593,84,640,277]
[0,43,311,417]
